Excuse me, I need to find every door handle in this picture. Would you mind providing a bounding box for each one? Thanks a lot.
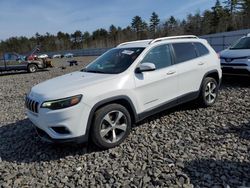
[167,70,176,75]
[198,62,205,65]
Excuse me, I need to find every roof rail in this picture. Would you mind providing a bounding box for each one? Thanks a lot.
[117,39,153,47]
[149,35,199,44]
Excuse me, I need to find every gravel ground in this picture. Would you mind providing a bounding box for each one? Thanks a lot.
[0,57,249,188]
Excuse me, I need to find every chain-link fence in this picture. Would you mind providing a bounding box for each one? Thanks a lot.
[44,29,250,56]
[201,29,250,52]
[46,47,111,57]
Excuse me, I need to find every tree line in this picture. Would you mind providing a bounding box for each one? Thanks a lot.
[0,0,249,56]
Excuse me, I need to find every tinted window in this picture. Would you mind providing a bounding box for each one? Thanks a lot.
[172,43,197,63]
[5,54,18,61]
[141,44,172,69]
[194,42,209,56]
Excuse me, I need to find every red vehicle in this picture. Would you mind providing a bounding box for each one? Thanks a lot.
[26,46,40,61]
[27,54,38,61]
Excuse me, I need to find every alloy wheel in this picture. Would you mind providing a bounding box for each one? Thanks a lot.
[100,110,128,143]
[205,82,217,104]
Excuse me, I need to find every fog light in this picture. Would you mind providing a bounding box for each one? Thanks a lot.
[51,127,70,134]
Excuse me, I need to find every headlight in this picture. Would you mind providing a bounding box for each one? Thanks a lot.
[41,95,82,110]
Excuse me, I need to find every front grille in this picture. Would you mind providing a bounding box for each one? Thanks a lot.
[221,63,248,66]
[220,56,247,61]
[25,97,39,113]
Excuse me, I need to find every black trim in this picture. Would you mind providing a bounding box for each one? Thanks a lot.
[199,69,221,90]
[135,67,155,73]
[222,67,250,75]
[84,95,138,142]
[137,91,199,121]
[221,63,247,67]
[35,127,88,144]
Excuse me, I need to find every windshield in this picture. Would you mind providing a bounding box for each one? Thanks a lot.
[230,37,250,50]
[83,48,145,74]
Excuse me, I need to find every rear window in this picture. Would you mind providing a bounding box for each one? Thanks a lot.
[194,42,209,56]
[172,43,197,64]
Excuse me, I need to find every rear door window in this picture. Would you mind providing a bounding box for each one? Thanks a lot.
[194,42,210,56]
[172,43,197,64]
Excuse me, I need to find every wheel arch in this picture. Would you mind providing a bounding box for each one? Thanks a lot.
[27,62,38,68]
[200,70,221,91]
[85,95,138,141]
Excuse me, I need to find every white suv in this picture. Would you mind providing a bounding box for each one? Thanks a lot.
[26,35,222,149]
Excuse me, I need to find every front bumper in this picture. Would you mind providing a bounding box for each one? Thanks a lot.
[220,60,250,75]
[35,126,88,144]
[26,99,92,143]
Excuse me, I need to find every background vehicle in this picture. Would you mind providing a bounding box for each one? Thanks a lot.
[26,35,222,149]
[0,52,46,73]
[38,54,48,59]
[64,53,74,58]
[52,54,61,58]
[27,54,38,61]
[219,33,250,75]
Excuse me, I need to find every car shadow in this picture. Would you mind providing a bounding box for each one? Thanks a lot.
[184,159,250,187]
[0,69,49,76]
[0,118,100,163]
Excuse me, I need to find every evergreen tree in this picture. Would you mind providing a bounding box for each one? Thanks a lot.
[149,12,160,38]
[131,16,144,39]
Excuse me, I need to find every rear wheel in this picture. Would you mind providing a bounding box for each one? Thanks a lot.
[199,77,219,107]
[91,104,131,149]
[27,64,38,73]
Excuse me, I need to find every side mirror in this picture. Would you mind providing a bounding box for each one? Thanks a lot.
[136,62,156,73]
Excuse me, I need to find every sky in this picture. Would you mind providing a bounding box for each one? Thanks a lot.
[0,0,217,40]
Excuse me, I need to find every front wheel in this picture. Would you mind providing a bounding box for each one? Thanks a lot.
[27,64,38,73]
[199,77,219,107]
[91,104,131,149]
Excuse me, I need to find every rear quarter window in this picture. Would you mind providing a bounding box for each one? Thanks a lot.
[172,43,197,64]
[194,42,210,56]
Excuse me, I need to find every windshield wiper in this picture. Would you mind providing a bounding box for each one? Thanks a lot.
[81,69,106,74]
[230,47,250,50]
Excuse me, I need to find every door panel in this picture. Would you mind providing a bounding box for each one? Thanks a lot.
[134,67,178,112]
[175,58,203,96]
[172,42,204,97]
[133,44,178,113]
[5,53,26,70]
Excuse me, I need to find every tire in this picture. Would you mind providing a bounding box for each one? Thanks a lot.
[27,64,38,73]
[198,77,219,107]
[91,104,131,149]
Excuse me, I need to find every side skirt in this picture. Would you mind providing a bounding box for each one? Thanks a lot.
[137,91,199,122]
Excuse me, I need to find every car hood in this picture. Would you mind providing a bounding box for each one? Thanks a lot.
[31,71,115,100]
[220,49,250,58]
